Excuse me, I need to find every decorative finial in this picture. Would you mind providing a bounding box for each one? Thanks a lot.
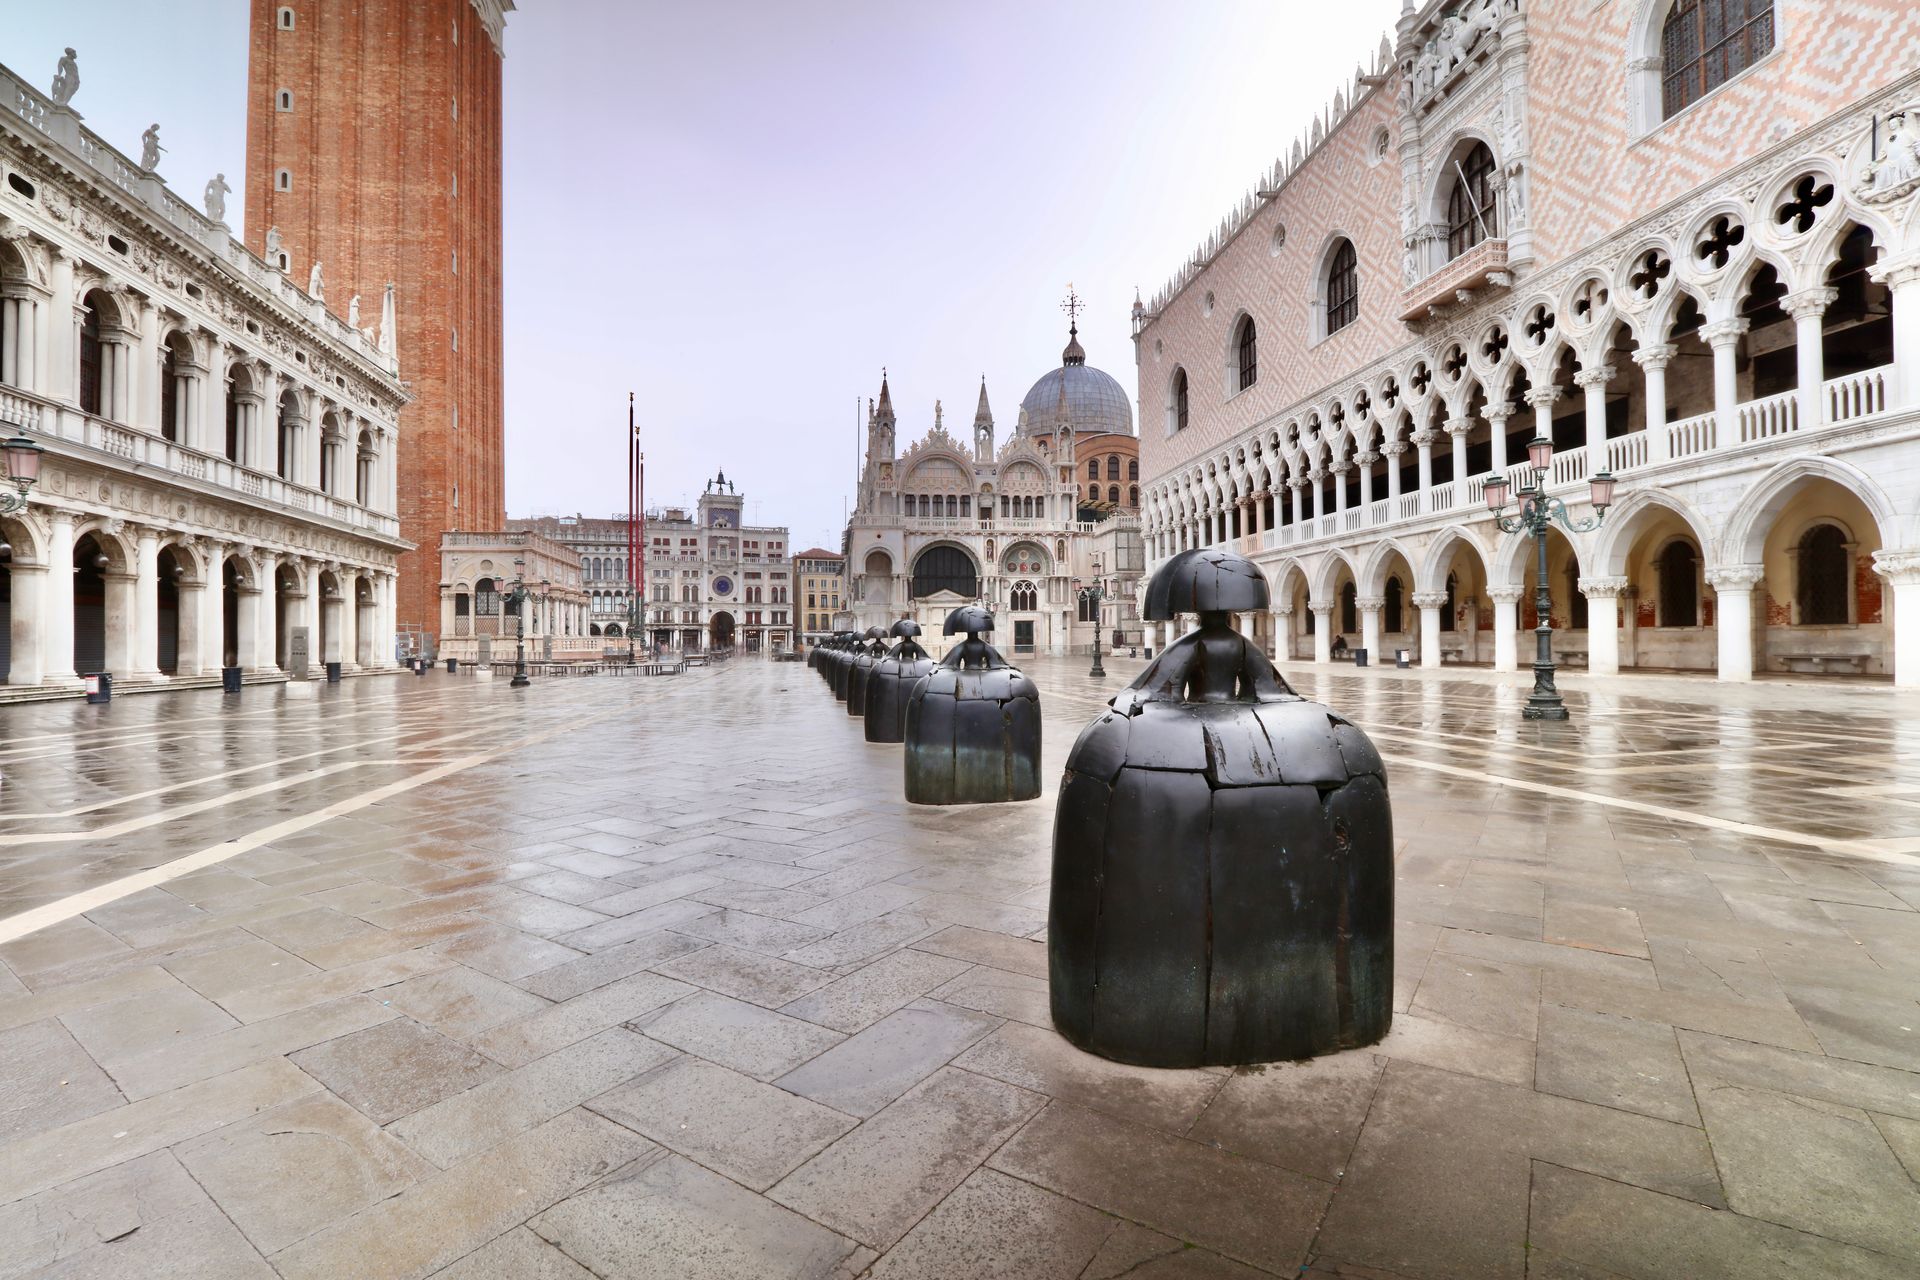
[1060,284,1084,334]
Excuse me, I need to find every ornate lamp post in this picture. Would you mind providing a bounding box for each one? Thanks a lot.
[503,556,548,690]
[0,434,45,515]
[1075,553,1107,679]
[1482,437,1615,721]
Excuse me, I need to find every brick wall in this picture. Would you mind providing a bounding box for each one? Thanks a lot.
[245,0,506,640]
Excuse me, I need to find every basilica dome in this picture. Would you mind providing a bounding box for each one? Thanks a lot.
[1017,326,1135,438]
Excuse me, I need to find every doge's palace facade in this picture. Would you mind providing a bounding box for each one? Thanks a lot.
[1136,0,1920,686]
[0,57,407,694]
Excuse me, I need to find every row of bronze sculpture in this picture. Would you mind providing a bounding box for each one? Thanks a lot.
[808,547,1392,1070]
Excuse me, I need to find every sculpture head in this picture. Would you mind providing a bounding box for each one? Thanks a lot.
[1143,548,1269,630]
[943,605,994,638]
[863,626,886,641]
[890,619,922,638]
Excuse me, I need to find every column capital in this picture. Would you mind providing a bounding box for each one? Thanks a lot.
[1355,450,1379,466]
[1486,584,1525,603]
[1355,595,1385,611]
[1577,575,1631,599]
[1632,342,1677,369]
[1410,429,1436,447]
[1485,401,1516,422]
[1411,591,1450,609]
[1272,604,1295,618]
[1573,365,1616,389]
[1705,564,1764,591]
[1700,318,1750,348]
[1867,249,1920,289]
[1780,286,1839,319]
[1525,387,1561,410]
[1331,459,1355,476]
[1443,416,1473,437]
[1380,441,1408,457]
[1308,602,1335,616]
[1871,549,1920,584]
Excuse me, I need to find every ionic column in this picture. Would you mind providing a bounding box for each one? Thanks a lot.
[1574,365,1615,477]
[0,285,44,391]
[236,577,265,672]
[42,512,77,685]
[1868,253,1920,409]
[1873,551,1920,689]
[304,561,323,664]
[174,559,205,678]
[1489,586,1522,673]
[103,568,137,675]
[1413,590,1449,669]
[1701,319,1749,450]
[130,527,162,678]
[1706,565,1763,682]
[1579,576,1629,676]
[1781,288,1837,431]
[134,297,160,432]
[1634,343,1675,462]
[47,248,74,400]
[1444,415,1471,488]
[1486,402,1513,475]
[1310,603,1333,664]
[6,563,46,685]
[1358,595,1383,662]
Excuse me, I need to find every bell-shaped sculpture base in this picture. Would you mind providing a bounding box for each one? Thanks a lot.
[847,655,876,716]
[864,655,934,743]
[904,663,1041,804]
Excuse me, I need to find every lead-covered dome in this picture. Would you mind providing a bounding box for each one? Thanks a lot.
[1017,323,1135,438]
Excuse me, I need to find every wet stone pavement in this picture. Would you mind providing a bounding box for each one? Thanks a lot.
[1,656,1919,1278]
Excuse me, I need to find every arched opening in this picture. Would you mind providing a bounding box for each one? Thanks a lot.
[160,333,187,443]
[1010,580,1038,612]
[355,430,375,505]
[277,390,300,481]
[1658,540,1700,628]
[1824,224,1895,379]
[226,364,254,464]
[1384,575,1405,635]
[1325,239,1359,336]
[355,576,375,664]
[156,545,183,674]
[1661,1,1774,120]
[73,533,109,674]
[1232,315,1258,393]
[709,611,735,650]
[78,292,105,416]
[474,576,499,635]
[1796,524,1850,625]
[1339,580,1357,634]
[1446,142,1499,260]
[274,563,300,670]
[1663,293,1714,426]
[910,545,979,600]
[1168,367,1189,434]
[222,558,244,668]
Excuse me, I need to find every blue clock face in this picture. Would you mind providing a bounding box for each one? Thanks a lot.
[712,576,734,597]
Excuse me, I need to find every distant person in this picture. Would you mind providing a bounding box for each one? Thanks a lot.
[1331,635,1349,659]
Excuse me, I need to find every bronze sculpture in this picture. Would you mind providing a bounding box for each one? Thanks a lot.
[864,619,935,744]
[904,606,1041,805]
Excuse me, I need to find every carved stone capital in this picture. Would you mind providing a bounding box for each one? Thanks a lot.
[1356,451,1380,466]
[1486,585,1525,604]
[1868,251,1920,290]
[1309,602,1335,617]
[1525,387,1561,410]
[1700,318,1751,348]
[1411,429,1436,448]
[1780,286,1839,320]
[1444,416,1473,437]
[1577,575,1630,599]
[1872,549,1920,584]
[1380,441,1408,457]
[1355,595,1385,611]
[1573,365,1617,389]
[1485,401,1516,423]
[1705,564,1765,591]
[1632,342,1677,370]
[1411,591,1451,610]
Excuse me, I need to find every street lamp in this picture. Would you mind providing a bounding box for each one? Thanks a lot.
[0,434,44,515]
[503,556,548,690]
[1483,436,1615,721]
[1076,554,1107,679]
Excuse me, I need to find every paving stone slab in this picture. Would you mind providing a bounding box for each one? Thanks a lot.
[777,1000,1002,1117]
[290,1016,503,1124]
[638,989,844,1080]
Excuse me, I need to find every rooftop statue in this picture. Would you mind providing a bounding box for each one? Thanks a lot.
[51,48,79,107]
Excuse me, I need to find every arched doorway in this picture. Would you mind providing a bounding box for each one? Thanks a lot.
[73,533,110,674]
[156,545,183,675]
[709,611,735,650]
[910,545,979,599]
[222,558,244,668]
[274,563,301,670]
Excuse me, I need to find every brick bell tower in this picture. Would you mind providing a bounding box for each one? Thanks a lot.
[245,0,513,648]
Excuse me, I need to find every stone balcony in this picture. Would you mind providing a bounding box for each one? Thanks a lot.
[1399,238,1510,321]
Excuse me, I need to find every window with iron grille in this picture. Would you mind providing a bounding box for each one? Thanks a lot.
[1326,239,1360,334]
[1663,0,1773,119]
[1446,145,1498,260]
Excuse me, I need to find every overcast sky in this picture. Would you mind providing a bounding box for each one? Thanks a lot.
[6,1,1400,550]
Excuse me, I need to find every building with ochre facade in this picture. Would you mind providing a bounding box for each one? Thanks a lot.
[1135,0,1920,685]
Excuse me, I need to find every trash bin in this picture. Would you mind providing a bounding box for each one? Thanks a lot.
[1395,649,1412,669]
[414,659,428,675]
[222,665,243,693]
[326,661,342,683]
[1353,648,1369,667]
[446,657,458,673]
[83,672,111,704]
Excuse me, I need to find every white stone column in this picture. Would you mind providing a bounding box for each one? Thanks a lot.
[47,249,74,400]
[304,561,323,664]
[7,563,45,686]
[1413,591,1448,669]
[1782,288,1836,431]
[103,569,136,675]
[1579,576,1628,677]
[1486,403,1512,475]
[0,287,43,391]
[1575,366,1614,477]
[1634,343,1674,463]
[1310,604,1333,664]
[1869,254,1920,409]
[240,576,269,672]
[42,512,76,685]
[134,298,160,433]
[1356,452,1375,518]
[1526,386,1559,458]
[1237,611,1255,641]
[1445,415,1470,489]
[1489,586,1522,673]
[1272,607,1293,660]
[1413,430,1434,504]
[1873,552,1920,689]
[175,570,205,678]
[131,527,162,678]
[1707,565,1763,682]
[1288,480,1303,527]
[339,575,359,668]
[1383,443,1405,501]
[1702,320,1749,449]
[1358,596,1383,663]
[1332,463,1350,519]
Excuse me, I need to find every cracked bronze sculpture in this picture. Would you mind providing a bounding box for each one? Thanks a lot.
[904,605,1041,805]
[1048,547,1393,1067]
[830,631,859,701]
[846,627,888,718]
[864,619,935,745]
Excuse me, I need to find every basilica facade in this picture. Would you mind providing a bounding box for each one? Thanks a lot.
[0,57,406,695]
[1135,0,1920,686]
[845,321,1144,654]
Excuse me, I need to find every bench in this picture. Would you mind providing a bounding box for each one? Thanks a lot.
[1777,652,1871,675]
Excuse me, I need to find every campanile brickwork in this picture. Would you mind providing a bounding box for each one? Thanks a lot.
[245,0,509,645]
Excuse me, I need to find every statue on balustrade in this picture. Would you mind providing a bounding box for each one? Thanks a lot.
[1048,547,1394,1068]
[904,606,1041,805]
[864,618,935,744]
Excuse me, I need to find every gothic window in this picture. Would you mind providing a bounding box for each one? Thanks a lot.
[1662,0,1774,120]
[1107,456,1120,481]
[474,578,499,616]
[78,297,103,415]
[277,6,295,29]
[910,546,978,599]
[1010,581,1038,612]
[1797,524,1849,625]
[1326,239,1359,334]
[1340,581,1357,633]
[1446,144,1498,260]
[1171,367,1190,433]
[1385,576,1404,633]
[1235,316,1258,391]
[1658,541,1699,625]
[1078,593,1098,623]
[275,168,292,192]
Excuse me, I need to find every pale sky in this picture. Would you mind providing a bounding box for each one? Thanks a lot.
[5,1,1401,550]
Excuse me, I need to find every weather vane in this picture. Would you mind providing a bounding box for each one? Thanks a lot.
[1060,285,1083,330]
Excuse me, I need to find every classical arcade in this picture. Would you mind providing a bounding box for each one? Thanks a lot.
[1135,0,1920,686]
[846,310,1146,657]
[0,58,405,693]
